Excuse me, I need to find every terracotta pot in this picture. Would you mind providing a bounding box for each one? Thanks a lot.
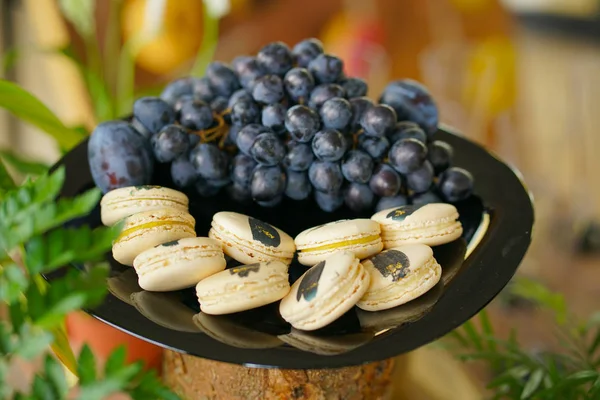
[66,312,163,371]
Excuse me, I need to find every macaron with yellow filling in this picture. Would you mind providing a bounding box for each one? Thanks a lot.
[357,244,441,311]
[208,212,295,265]
[112,208,196,266]
[294,219,383,266]
[100,185,189,226]
[371,203,462,248]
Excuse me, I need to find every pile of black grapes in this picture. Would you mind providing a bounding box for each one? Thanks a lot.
[88,39,474,213]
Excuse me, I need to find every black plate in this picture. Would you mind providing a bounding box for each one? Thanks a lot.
[47,126,533,369]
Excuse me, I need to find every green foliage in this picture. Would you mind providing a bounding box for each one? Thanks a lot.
[0,167,178,399]
[0,150,50,176]
[447,277,600,399]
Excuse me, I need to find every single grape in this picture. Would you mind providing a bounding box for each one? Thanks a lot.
[232,56,265,90]
[132,97,176,138]
[285,105,320,142]
[411,190,442,206]
[151,124,190,163]
[308,83,345,110]
[252,74,285,104]
[206,61,240,97]
[88,121,154,193]
[349,97,374,132]
[308,161,344,193]
[231,153,257,187]
[341,77,368,98]
[179,99,214,131]
[369,163,402,197]
[207,176,231,188]
[388,138,428,174]
[406,160,434,194]
[171,153,198,188]
[360,104,397,137]
[251,165,286,201]
[257,195,284,207]
[344,182,375,212]
[312,129,346,162]
[428,140,454,174]
[379,79,439,135]
[388,123,427,144]
[283,141,314,171]
[227,181,252,203]
[160,77,196,105]
[173,94,195,114]
[193,77,217,102]
[195,177,221,197]
[261,103,287,134]
[189,143,229,180]
[315,190,344,212]
[341,150,374,183]
[210,96,229,115]
[375,195,408,212]
[437,167,474,202]
[308,54,343,83]
[359,135,390,161]
[226,124,242,147]
[283,68,315,103]
[257,42,294,76]
[292,38,324,68]
[250,133,286,166]
[228,89,253,108]
[236,124,271,155]
[230,98,261,126]
[320,97,352,131]
[285,171,312,200]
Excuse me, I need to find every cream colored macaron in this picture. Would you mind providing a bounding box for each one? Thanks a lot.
[278,329,373,355]
[193,313,283,349]
[294,219,383,266]
[195,260,290,315]
[371,203,463,248]
[279,251,370,331]
[133,237,226,292]
[100,185,189,226]
[208,212,295,265]
[112,208,196,266]
[357,244,441,311]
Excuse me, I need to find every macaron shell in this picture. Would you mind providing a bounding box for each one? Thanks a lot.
[371,203,459,226]
[112,209,196,266]
[296,239,383,266]
[130,291,201,333]
[195,261,290,315]
[209,228,293,265]
[101,186,189,226]
[193,313,283,349]
[134,237,226,292]
[279,251,370,331]
[381,222,462,248]
[357,244,442,311]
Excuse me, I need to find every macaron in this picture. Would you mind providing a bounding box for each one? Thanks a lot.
[130,291,201,333]
[208,212,295,265]
[278,329,373,355]
[356,244,442,312]
[193,313,283,349]
[112,208,196,266]
[195,260,290,315]
[100,185,189,226]
[279,251,370,331]
[371,203,463,248]
[133,237,226,292]
[294,219,383,266]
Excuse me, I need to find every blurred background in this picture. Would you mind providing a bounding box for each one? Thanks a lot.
[1,0,599,398]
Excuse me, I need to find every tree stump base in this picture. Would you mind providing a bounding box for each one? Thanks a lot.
[162,350,399,400]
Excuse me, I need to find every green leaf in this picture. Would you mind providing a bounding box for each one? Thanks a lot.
[129,369,180,400]
[0,359,9,398]
[32,375,55,400]
[0,150,49,175]
[58,0,95,39]
[1,48,19,78]
[461,319,483,351]
[105,346,127,374]
[589,377,600,397]
[82,68,115,122]
[0,263,28,303]
[9,300,25,332]
[0,158,15,194]
[521,369,544,399]
[77,344,97,384]
[15,324,54,359]
[44,354,69,398]
[589,327,600,360]
[0,321,14,354]
[0,80,83,150]
[510,277,567,325]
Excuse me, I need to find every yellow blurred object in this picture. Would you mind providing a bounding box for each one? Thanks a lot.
[449,0,494,12]
[122,0,204,75]
[463,36,516,116]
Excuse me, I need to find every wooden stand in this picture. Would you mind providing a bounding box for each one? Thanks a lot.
[163,350,399,400]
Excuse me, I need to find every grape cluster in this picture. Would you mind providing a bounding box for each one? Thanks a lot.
[88,39,475,212]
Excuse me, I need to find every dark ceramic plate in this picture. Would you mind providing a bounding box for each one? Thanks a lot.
[46,126,533,369]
